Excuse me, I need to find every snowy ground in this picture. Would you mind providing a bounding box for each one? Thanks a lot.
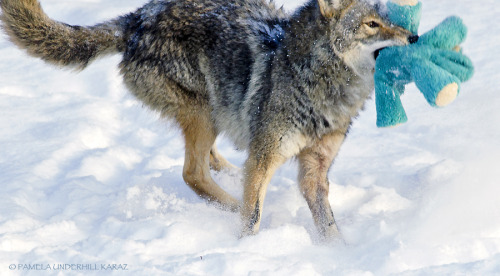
[1,0,500,275]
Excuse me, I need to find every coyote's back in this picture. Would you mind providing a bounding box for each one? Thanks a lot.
[0,0,412,240]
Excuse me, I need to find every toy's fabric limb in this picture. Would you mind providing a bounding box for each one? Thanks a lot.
[411,58,461,107]
[375,73,408,128]
[430,50,474,82]
[375,46,413,127]
[374,1,420,128]
[417,16,468,50]
[376,86,408,127]
[375,2,475,127]
[386,1,422,34]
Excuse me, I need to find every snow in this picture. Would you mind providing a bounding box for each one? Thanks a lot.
[1,0,499,275]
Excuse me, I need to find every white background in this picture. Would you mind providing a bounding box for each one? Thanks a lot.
[1,0,499,274]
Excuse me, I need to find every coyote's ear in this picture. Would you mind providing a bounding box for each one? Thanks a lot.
[318,0,352,18]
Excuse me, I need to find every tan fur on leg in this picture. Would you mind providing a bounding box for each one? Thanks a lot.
[209,145,238,172]
[180,111,240,212]
[240,146,285,237]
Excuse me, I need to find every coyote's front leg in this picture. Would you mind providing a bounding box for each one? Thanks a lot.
[297,131,347,241]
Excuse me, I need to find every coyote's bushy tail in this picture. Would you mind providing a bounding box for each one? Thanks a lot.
[0,0,126,68]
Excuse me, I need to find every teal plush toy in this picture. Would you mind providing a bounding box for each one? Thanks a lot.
[375,0,474,128]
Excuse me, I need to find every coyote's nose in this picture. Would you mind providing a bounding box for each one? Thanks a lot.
[409,35,419,44]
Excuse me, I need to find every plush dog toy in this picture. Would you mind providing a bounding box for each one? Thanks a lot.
[374,0,474,128]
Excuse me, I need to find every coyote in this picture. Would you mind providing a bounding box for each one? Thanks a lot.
[0,0,413,240]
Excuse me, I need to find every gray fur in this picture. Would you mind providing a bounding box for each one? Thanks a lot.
[0,0,412,239]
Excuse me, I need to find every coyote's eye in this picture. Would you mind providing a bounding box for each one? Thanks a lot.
[366,21,380,28]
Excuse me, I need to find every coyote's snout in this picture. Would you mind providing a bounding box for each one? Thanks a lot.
[0,0,413,240]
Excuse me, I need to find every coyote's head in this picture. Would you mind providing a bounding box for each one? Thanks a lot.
[317,0,413,77]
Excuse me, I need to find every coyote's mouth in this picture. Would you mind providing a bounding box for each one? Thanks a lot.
[373,47,386,60]
[373,35,418,60]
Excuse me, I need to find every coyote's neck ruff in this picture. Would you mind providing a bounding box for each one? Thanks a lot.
[1,0,411,240]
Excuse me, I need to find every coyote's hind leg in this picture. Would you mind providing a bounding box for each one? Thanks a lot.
[179,110,240,212]
[209,144,238,172]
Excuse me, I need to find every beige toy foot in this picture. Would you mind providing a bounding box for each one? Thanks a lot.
[435,83,458,107]
[391,0,419,6]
